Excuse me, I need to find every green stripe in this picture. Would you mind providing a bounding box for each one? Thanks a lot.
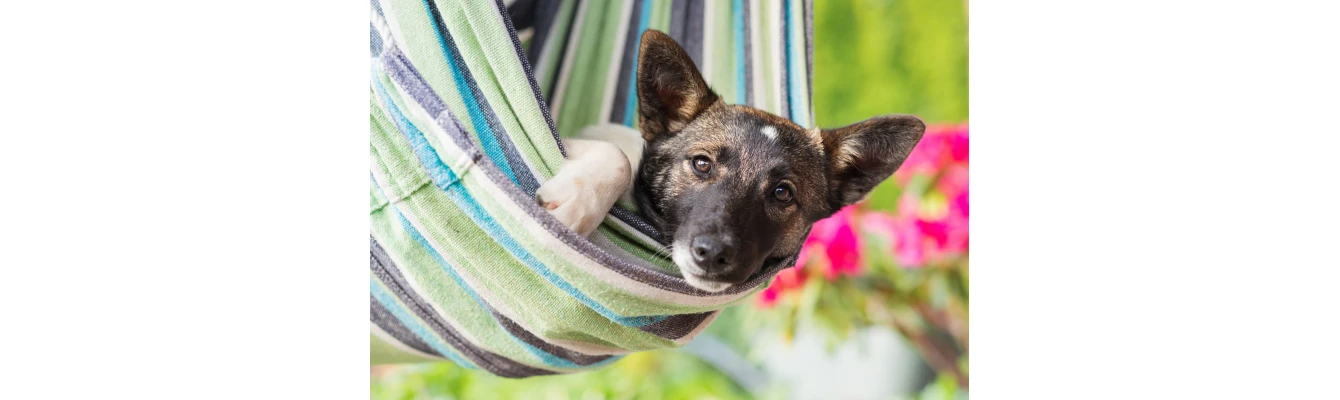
[710,0,737,102]
[372,206,586,372]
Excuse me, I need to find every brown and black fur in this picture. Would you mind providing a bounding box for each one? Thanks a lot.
[633,30,925,288]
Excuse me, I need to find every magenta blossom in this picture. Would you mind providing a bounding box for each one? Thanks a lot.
[804,205,864,279]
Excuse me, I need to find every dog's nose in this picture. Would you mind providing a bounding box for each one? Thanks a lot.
[691,235,733,270]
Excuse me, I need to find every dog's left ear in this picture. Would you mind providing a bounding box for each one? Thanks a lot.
[636,30,719,142]
[820,114,926,213]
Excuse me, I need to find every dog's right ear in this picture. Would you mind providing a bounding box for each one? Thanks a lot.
[636,30,719,142]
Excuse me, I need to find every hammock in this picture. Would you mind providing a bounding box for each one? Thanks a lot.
[369,0,814,377]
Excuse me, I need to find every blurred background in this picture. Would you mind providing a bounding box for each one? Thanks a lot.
[372,0,967,398]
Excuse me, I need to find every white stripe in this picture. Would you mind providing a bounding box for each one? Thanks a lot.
[374,0,412,56]
[769,0,785,118]
[598,0,635,122]
[548,0,591,121]
[701,1,716,84]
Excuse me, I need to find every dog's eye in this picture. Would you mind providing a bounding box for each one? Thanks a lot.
[692,156,713,175]
[773,184,794,203]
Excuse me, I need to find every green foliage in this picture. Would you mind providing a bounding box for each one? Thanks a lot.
[814,0,969,211]
[370,350,754,400]
[813,0,968,127]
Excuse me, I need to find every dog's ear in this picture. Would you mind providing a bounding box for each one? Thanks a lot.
[820,115,926,212]
[636,30,719,141]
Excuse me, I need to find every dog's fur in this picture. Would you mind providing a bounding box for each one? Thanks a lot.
[538,30,925,292]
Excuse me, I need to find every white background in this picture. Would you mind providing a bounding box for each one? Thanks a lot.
[3,0,1339,398]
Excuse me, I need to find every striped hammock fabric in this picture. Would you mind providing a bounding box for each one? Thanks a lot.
[370,0,814,377]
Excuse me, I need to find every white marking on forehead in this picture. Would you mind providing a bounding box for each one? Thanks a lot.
[760,125,778,141]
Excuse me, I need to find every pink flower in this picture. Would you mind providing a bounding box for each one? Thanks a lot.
[807,206,864,279]
[757,261,808,308]
[863,188,968,268]
[937,164,969,198]
[895,133,944,181]
[894,123,970,183]
[755,206,868,307]
[756,285,780,307]
[945,123,969,163]
[892,217,929,267]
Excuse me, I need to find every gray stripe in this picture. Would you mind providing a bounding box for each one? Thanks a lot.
[804,0,813,117]
[608,0,644,124]
[682,0,706,69]
[385,49,448,122]
[371,237,556,378]
[669,0,688,45]
[741,0,754,107]
[371,23,384,57]
[371,295,442,358]
[639,310,715,340]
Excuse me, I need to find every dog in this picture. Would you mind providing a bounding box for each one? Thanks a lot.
[536,30,925,292]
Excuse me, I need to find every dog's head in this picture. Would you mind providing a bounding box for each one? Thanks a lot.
[633,30,925,292]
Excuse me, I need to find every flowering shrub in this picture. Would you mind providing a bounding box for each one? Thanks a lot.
[755,122,969,387]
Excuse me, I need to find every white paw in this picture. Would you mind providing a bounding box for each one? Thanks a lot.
[536,173,597,236]
[538,139,632,237]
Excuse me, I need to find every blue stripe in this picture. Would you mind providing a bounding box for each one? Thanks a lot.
[372,67,667,328]
[623,0,654,127]
[785,0,807,127]
[370,278,478,369]
[732,0,747,104]
[418,0,522,186]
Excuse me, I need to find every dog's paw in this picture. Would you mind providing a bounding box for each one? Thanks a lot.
[539,139,632,238]
[536,174,598,237]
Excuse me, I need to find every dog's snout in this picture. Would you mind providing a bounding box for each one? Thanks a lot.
[691,235,734,270]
